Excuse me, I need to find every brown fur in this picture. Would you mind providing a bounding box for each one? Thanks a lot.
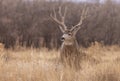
[60,40,83,69]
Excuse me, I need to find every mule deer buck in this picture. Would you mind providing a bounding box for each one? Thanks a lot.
[50,6,88,69]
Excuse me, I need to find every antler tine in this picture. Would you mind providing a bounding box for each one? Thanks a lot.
[81,7,88,21]
[50,8,62,25]
[71,5,88,31]
[58,6,67,24]
[50,8,56,20]
[50,6,67,31]
[53,8,57,18]
[78,7,88,26]
[58,6,62,18]
[63,7,67,19]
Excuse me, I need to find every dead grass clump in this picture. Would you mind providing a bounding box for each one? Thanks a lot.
[82,62,120,81]
[106,45,120,52]
[0,43,5,60]
[86,41,105,55]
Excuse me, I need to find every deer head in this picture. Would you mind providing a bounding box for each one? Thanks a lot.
[50,6,88,45]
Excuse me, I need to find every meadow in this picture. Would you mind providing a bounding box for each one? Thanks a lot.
[0,42,120,81]
[0,0,120,81]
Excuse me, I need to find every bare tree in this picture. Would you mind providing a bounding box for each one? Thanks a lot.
[50,6,88,69]
[1,0,120,49]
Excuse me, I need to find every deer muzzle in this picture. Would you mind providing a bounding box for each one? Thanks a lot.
[61,37,65,41]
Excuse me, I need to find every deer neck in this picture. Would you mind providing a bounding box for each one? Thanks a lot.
[61,39,79,50]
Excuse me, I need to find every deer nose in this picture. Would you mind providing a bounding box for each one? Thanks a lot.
[61,37,65,41]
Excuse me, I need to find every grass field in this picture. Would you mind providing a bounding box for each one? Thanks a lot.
[0,43,120,81]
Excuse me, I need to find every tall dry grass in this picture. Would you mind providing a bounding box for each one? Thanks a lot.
[0,42,120,81]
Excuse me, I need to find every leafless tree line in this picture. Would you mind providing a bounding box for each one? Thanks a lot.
[0,0,120,48]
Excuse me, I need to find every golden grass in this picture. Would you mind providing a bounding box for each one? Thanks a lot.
[0,43,120,81]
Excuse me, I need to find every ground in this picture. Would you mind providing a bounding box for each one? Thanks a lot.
[0,43,120,81]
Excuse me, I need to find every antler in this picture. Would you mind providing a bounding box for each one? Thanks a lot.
[50,6,67,32]
[70,6,88,33]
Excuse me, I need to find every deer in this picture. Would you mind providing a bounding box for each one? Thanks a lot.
[50,6,88,69]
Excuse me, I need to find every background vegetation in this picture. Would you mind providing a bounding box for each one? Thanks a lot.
[0,0,120,48]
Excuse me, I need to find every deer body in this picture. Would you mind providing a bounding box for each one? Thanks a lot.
[60,39,81,68]
[50,6,88,69]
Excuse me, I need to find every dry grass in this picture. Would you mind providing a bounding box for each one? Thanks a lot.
[0,43,120,81]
